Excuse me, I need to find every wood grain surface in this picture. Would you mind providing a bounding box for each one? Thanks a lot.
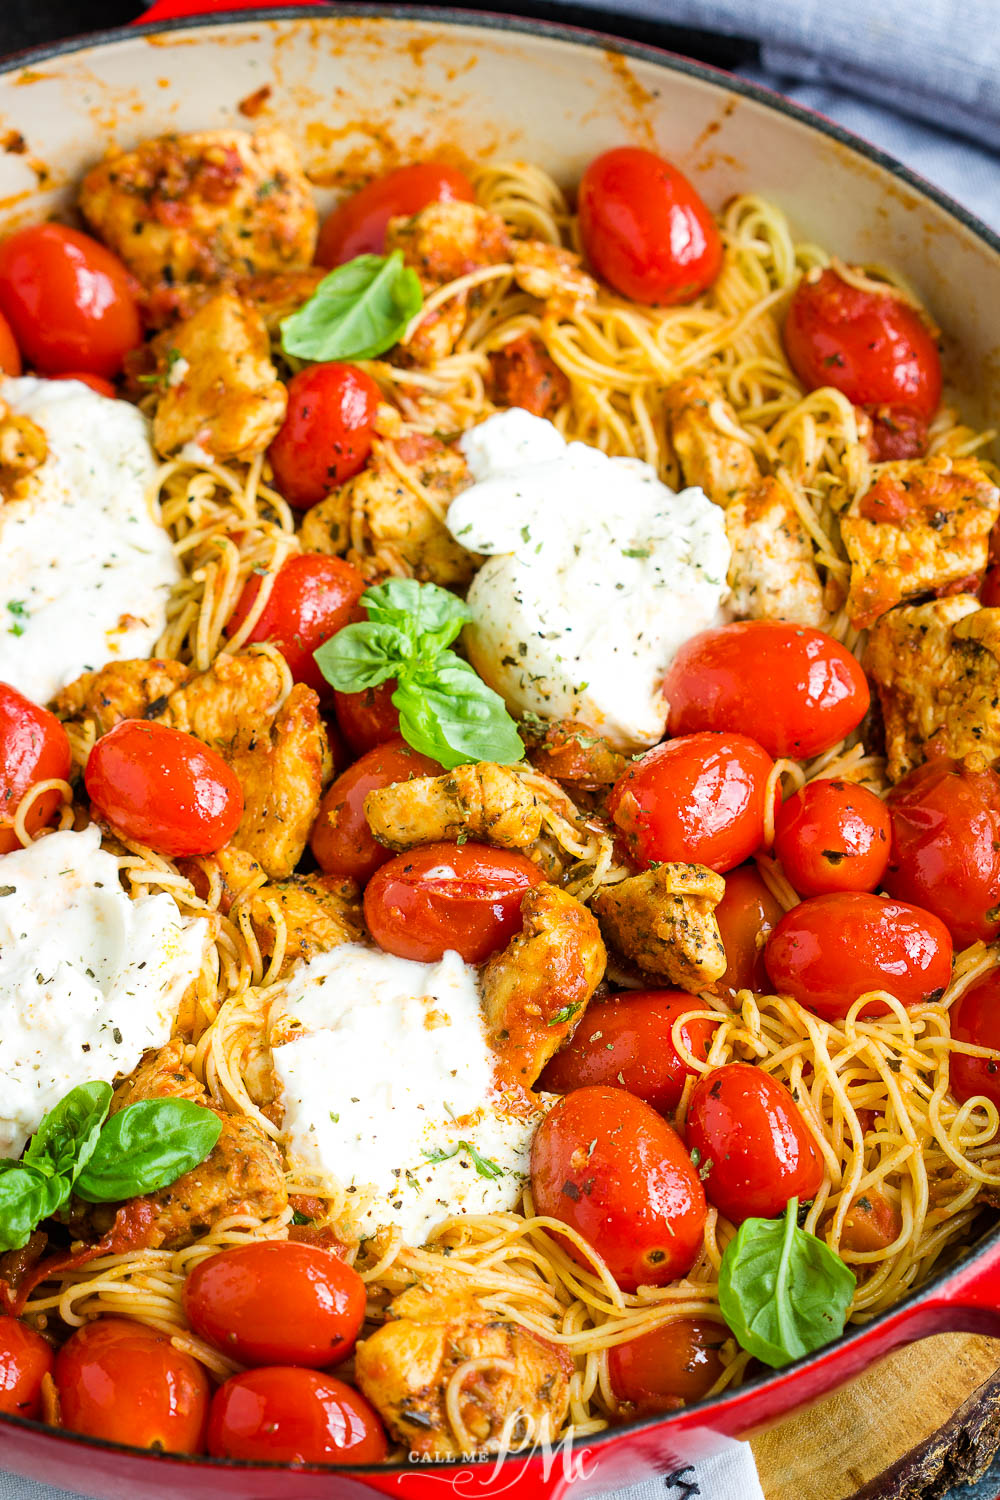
[750,1335,1000,1500]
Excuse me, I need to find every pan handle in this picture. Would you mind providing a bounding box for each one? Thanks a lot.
[907,1239,1000,1338]
[136,0,323,25]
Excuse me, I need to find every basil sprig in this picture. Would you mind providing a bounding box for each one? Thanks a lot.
[314,578,525,771]
[280,250,423,362]
[0,1082,222,1253]
[718,1198,856,1369]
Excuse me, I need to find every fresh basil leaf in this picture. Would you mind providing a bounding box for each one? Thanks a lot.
[313,621,410,694]
[24,1081,112,1186]
[364,579,470,640]
[0,1166,68,1253]
[718,1198,856,1369]
[395,658,525,770]
[75,1100,222,1204]
[280,250,423,362]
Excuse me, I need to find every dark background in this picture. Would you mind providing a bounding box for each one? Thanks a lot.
[0,0,757,69]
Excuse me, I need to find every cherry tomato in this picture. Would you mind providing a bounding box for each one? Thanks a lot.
[268,363,381,510]
[608,731,776,874]
[183,1241,365,1368]
[364,842,543,964]
[0,683,72,855]
[714,864,785,994]
[49,371,117,398]
[0,1316,54,1419]
[538,991,715,1114]
[309,737,440,883]
[85,720,244,858]
[784,266,941,422]
[884,759,1000,949]
[838,1189,902,1255]
[686,1063,823,1224]
[774,779,891,898]
[764,891,954,1022]
[578,147,722,305]
[56,1317,210,1453]
[608,1318,727,1414]
[664,621,870,760]
[227,553,365,698]
[316,162,476,266]
[949,969,1000,1113]
[982,566,1000,609]
[0,224,141,377]
[0,310,21,375]
[207,1367,387,1464]
[531,1086,706,1291]
[334,678,400,755]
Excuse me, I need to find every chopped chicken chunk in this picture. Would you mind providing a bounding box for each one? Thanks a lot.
[365,764,543,851]
[302,433,475,586]
[185,844,362,972]
[726,476,827,626]
[0,404,47,501]
[480,883,606,1087]
[842,456,1000,629]
[355,1273,572,1459]
[150,292,287,461]
[73,1039,287,1252]
[161,652,329,877]
[865,594,1000,778]
[665,375,761,506]
[387,200,512,287]
[78,127,317,326]
[54,658,191,737]
[592,864,727,992]
[510,241,597,315]
[487,334,569,419]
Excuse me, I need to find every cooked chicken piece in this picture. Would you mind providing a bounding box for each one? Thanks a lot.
[0,404,47,502]
[487,333,569,419]
[865,594,1000,779]
[235,268,325,335]
[78,127,317,326]
[109,1037,205,1112]
[355,1273,573,1459]
[186,844,362,971]
[75,1039,287,1252]
[303,433,475,586]
[161,652,329,877]
[842,456,1000,629]
[388,201,512,365]
[592,864,727,992]
[726,476,827,626]
[524,718,627,792]
[387,200,512,287]
[149,293,286,461]
[365,764,543,852]
[406,301,471,367]
[510,241,597,315]
[480,883,606,1088]
[665,375,761,506]
[54,658,191,736]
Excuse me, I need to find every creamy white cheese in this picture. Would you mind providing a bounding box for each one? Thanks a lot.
[0,826,208,1157]
[0,377,181,705]
[448,408,732,751]
[271,943,544,1245]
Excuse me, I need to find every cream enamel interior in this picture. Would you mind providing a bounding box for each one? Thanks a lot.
[0,12,998,434]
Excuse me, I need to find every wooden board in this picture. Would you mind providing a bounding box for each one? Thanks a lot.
[749,1334,1000,1500]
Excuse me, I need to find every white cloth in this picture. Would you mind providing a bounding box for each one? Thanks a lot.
[1,3,997,1499]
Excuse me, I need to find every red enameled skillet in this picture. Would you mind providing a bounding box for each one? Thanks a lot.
[2,4,1000,1494]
